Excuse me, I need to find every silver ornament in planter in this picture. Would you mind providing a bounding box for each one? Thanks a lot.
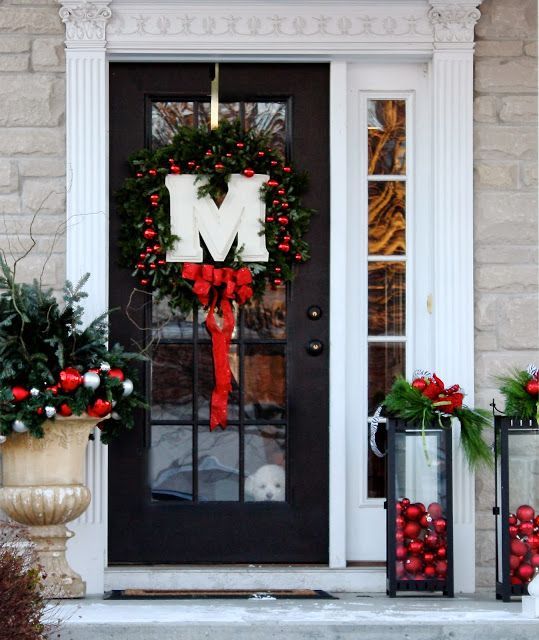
[12,420,28,433]
[83,371,101,390]
[122,379,134,397]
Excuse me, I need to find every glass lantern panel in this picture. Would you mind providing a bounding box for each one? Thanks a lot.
[394,427,450,584]
[507,428,539,588]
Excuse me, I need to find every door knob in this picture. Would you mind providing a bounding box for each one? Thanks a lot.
[306,339,324,356]
[307,305,322,320]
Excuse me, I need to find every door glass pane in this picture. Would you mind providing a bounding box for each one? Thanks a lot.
[198,426,239,501]
[152,101,195,148]
[368,181,406,256]
[368,342,405,414]
[151,425,193,502]
[243,284,287,339]
[244,344,286,420]
[151,344,193,420]
[368,261,406,336]
[368,99,406,174]
[153,298,195,341]
[245,425,286,502]
[244,102,288,155]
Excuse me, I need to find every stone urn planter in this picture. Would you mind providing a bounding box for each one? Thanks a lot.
[0,415,103,598]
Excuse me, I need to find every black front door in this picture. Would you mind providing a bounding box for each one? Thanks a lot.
[108,63,329,564]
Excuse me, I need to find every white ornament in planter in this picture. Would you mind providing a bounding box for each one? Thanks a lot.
[166,173,270,262]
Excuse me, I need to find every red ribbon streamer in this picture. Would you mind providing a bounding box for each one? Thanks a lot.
[182,263,254,430]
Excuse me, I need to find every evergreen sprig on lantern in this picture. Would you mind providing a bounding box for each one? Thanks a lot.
[498,365,539,422]
[0,258,145,444]
[116,120,314,313]
[382,373,493,470]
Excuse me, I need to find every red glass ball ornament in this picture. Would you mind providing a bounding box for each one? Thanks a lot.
[525,379,539,396]
[58,403,73,417]
[236,142,244,149]
[59,367,83,393]
[87,398,112,419]
[144,217,154,225]
[136,262,145,270]
[283,234,292,242]
[270,160,278,166]
[519,521,535,537]
[277,216,289,226]
[415,502,426,514]
[145,246,153,253]
[408,540,424,555]
[531,553,539,568]
[170,165,181,174]
[511,538,528,557]
[420,514,433,529]
[278,243,290,253]
[257,151,265,157]
[428,502,443,519]
[215,163,225,171]
[403,522,422,540]
[518,563,534,582]
[283,166,292,173]
[395,531,405,544]
[136,172,143,178]
[225,153,232,158]
[143,228,157,240]
[243,168,255,178]
[435,560,448,578]
[425,533,440,549]
[153,244,162,252]
[148,169,157,176]
[149,263,157,270]
[150,194,159,202]
[157,259,166,266]
[436,546,447,560]
[528,534,539,551]
[266,216,275,223]
[273,278,283,286]
[281,202,290,210]
[423,552,435,564]
[272,199,280,206]
[139,252,146,260]
[396,516,405,530]
[511,576,523,585]
[294,253,303,262]
[508,513,518,526]
[509,525,519,539]
[405,556,423,574]
[274,267,282,273]
[395,545,407,561]
[140,278,149,286]
[12,386,30,403]
[517,505,535,523]
[205,150,213,157]
[36,407,44,415]
[509,554,522,571]
[401,498,410,507]
[267,179,279,188]
[46,385,59,396]
[405,505,422,521]
[433,518,447,533]
[108,368,125,382]
[412,378,427,392]
[277,188,286,195]
[187,161,196,169]
[424,564,436,579]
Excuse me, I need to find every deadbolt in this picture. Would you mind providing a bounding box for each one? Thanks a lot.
[307,305,322,320]
[307,339,324,356]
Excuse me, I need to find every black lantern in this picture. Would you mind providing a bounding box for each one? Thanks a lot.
[494,415,539,601]
[386,417,454,597]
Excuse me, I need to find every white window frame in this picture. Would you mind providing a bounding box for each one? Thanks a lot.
[59,0,482,595]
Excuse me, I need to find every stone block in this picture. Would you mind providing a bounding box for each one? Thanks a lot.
[1,213,65,236]
[499,95,538,123]
[475,57,538,93]
[474,245,539,264]
[476,529,496,564]
[474,388,504,414]
[474,96,498,123]
[0,7,63,35]
[475,331,498,351]
[476,0,537,40]
[475,294,499,329]
[475,264,538,293]
[475,565,495,589]
[476,352,539,386]
[18,157,65,178]
[14,253,63,287]
[0,35,30,53]
[521,162,538,187]
[0,75,64,127]
[0,159,15,187]
[32,37,65,71]
[475,125,537,159]
[0,128,64,155]
[475,40,523,57]
[497,296,539,350]
[0,53,28,71]
[525,41,538,57]
[21,178,65,213]
[475,192,538,244]
[475,162,517,188]
[0,194,20,214]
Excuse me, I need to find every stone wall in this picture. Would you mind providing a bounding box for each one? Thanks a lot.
[0,0,65,290]
[474,0,538,588]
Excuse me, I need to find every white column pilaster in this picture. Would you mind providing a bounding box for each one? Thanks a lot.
[60,0,112,596]
[429,0,482,593]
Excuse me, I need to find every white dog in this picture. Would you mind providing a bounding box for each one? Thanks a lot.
[245,464,285,502]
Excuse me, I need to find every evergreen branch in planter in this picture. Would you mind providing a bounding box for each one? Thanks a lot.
[497,366,539,421]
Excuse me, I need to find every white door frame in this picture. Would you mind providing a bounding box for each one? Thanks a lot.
[60,0,482,594]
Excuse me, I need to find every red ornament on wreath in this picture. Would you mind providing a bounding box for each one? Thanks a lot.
[117,121,315,432]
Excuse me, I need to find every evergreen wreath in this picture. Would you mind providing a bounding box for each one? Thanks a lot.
[378,372,493,470]
[0,259,145,444]
[116,120,314,312]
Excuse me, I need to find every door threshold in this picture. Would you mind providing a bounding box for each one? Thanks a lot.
[105,565,385,593]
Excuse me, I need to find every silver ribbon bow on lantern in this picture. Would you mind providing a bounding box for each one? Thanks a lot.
[369,405,386,458]
[526,363,538,378]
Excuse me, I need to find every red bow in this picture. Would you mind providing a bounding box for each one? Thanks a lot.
[421,374,464,414]
[182,263,254,430]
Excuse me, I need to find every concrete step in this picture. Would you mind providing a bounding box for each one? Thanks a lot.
[56,594,538,640]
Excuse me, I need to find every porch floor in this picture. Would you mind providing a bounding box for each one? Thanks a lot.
[56,593,538,639]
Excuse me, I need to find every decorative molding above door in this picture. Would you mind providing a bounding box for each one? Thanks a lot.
[58,1,482,52]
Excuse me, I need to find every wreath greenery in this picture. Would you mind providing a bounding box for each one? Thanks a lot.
[116,121,315,313]
[497,366,539,421]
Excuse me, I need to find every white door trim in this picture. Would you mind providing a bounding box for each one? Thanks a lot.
[60,0,482,594]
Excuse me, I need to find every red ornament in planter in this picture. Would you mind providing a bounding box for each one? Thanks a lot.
[404,556,423,574]
[58,403,73,417]
[108,368,125,382]
[517,505,535,523]
[428,502,443,519]
[511,539,528,558]
[87,398,112,418]
[12,386,30,402]
[404,504,422,521]
[59,368,83,392]
[403,521,422,540]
